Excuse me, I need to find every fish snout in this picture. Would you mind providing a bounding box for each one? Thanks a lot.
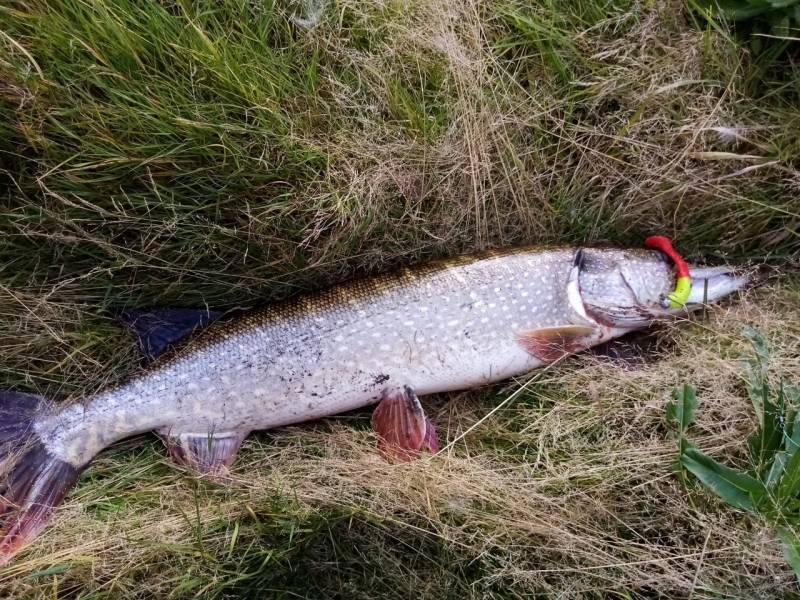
[685,265,752,305]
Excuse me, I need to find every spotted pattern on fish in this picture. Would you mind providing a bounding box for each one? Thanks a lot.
[35,247,673,466]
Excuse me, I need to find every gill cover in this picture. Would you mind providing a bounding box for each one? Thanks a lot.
[576,249,674,328]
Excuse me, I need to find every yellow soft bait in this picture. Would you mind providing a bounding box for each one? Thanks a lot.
[644,236,692,308]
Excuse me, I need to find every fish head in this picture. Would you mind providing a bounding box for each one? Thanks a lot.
[576,248,750,329]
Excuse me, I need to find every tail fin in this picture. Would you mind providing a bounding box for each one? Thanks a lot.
[0,391,83,565]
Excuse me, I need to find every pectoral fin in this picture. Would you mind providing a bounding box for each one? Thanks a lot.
[371,386,438,462]
[516,325,598,362]
[158,429,248,481]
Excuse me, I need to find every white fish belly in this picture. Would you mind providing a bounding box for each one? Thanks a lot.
[219,338,543,432]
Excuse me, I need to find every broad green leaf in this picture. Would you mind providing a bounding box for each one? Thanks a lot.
[748,384,784,473]
[785,381,800,407]
[742,328,769,418]
[778,445,800,501]
[741,328,783,471]
[766,0,800,9]
[695,0,772,19]
[744,366,767,427]
[666,384,698,435]
[784,385,800,457]
[769,12,792,33]
[743,326,770,368]
[750,30,763,54]
[777,527,800,583]
[681,447,766,511]
[24,564,72,580]
[743,363,769,428]
[786,411,800,454]
[767,451,788,488]
[667,384,698,456]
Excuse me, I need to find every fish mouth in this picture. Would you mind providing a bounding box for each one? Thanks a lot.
[684,266,751,305]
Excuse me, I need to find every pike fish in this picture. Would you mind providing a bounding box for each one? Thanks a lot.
[0,245,748,562]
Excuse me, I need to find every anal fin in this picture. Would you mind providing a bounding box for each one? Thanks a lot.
[371,386,438,462]
[158,429,248,480]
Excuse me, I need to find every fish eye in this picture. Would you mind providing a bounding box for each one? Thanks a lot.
[659,295,671,309]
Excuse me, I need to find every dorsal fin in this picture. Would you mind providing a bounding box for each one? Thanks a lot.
[118,307,223,359]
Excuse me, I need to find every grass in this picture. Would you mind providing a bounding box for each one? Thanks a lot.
[0,0,799,597]
[666,331,800,582]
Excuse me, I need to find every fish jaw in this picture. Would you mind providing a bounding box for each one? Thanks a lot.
[577,249,751,327]
[684,266,751,306]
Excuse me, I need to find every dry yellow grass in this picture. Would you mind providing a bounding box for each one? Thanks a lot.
[1,0,798,596]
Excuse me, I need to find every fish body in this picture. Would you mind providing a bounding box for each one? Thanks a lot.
[0,245,748,562]
[38,248,642,465]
